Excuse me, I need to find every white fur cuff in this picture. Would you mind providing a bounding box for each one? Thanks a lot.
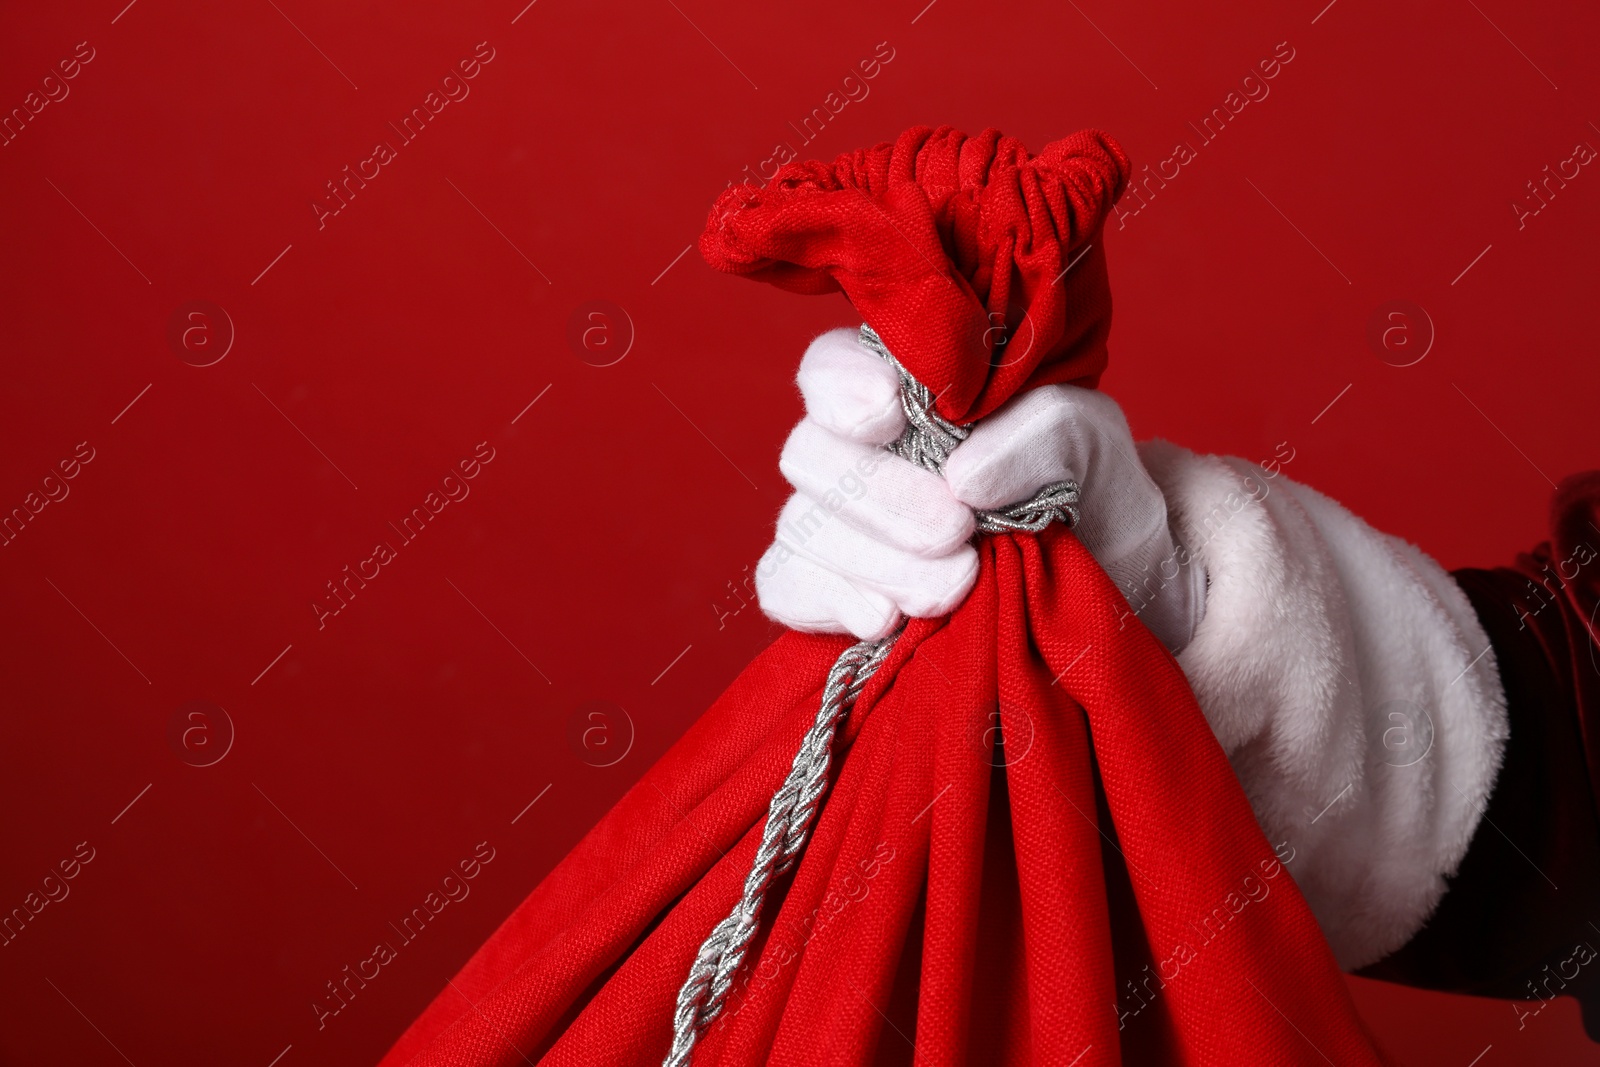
[1138,440,1509,970]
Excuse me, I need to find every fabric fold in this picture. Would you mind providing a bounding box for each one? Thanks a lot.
[382,527,1388,1066]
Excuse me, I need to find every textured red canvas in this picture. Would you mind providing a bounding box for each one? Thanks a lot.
[384,528,1388,1065]
[700,125,1127,423]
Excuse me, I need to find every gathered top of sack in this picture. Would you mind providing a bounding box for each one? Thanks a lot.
[699,125,1131,422]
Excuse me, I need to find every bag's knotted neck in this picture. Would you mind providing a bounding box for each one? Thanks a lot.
[663,326,1081,1067]
[859,324,1080,533]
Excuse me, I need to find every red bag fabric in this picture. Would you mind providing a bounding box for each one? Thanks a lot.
[701,126,1127,423]
[380,127,1389,1066]
[381,532,1386,1066]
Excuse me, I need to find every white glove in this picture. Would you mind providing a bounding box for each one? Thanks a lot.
[754,329,978,641]
[755,329,1206,650]
[943,383,1206,652]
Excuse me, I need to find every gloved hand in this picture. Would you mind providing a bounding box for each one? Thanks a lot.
[754,329,978,642]
[942,377,1206,653]
[755,328,1206,651]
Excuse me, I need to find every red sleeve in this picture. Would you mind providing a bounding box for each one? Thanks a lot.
[1360,472,1600,1037]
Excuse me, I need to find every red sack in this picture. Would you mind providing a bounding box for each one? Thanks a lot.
[381,127,1388,1066]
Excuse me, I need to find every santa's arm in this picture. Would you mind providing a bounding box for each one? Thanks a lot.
[1138,440,1513,972]
[1157,451,1600,1029]
[1355,473,1600,1031]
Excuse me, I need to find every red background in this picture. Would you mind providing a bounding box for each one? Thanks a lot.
[1,0,1596,1063]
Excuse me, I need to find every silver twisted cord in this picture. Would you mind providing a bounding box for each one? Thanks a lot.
[662,323,1079,1066]
[663,634,898,1067]
[860,324,1080,535]
[974,481,1080,534]
[856,324,968,473]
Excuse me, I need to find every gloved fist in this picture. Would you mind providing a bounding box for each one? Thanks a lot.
[755,329,1206,650]
[754,329,979,641]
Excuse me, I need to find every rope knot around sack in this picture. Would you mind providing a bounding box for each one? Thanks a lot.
[857,324,1081,533]
[664,326,1081,1067]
